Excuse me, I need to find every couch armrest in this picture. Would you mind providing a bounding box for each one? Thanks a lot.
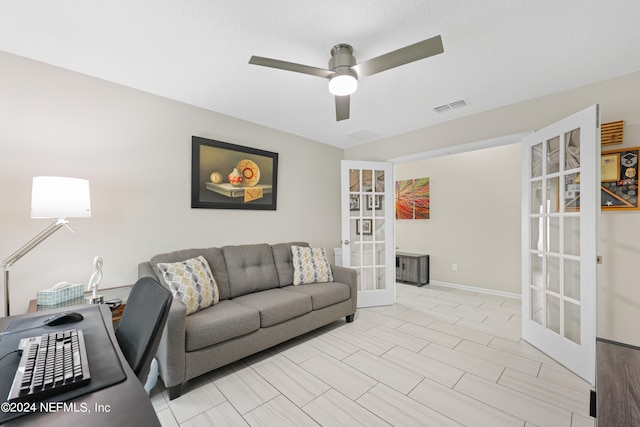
[138,261,156,280]
[331,265,357,314]
[155,297,187,388]
[138,262,187,388]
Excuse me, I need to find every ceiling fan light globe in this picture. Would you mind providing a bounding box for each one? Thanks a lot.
[329,74,357,96]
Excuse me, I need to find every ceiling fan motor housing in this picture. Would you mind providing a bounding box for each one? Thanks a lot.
[329,44,357,77]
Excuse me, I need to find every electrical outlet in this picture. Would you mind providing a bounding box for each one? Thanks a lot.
[452,264,458,271]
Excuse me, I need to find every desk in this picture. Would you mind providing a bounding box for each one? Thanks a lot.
[0,305,160,426]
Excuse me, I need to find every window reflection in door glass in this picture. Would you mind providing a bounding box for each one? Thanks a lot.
[547,137,560,174]
[565,128,581,170]
[349,169,360,192]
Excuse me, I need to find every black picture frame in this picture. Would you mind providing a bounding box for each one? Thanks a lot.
[349,195,360,211]
[191,136,278,210]
[356,219,372,235]
[366,195,381,210]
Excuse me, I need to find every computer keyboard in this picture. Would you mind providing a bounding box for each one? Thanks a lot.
[7,329,91,402]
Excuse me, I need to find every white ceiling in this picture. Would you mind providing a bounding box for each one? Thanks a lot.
[2,1,640,149]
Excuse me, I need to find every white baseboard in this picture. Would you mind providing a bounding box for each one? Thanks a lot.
[426,280,522,300]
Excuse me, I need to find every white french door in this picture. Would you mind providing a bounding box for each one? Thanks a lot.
[341,160,395,307]
[521,105,600,385]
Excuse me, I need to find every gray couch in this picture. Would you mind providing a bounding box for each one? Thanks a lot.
[138,242,357,399]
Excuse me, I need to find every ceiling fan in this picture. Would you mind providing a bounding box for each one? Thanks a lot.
[249,35,444,121]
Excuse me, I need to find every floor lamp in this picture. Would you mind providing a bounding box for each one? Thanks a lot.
[2,177,91,316]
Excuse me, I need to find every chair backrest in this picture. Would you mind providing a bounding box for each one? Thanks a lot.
[115,277,172,384]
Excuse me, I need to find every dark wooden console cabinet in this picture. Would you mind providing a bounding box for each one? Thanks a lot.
[396,252,429,287]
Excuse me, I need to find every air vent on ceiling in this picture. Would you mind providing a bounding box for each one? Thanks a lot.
[434,98,469,113]
[346,129,379,140]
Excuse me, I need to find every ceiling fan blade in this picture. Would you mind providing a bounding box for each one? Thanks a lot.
[249,56,333,78]
[352,35,444,78]
[335,95,350,121]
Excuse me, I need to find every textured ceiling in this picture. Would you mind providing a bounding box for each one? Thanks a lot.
[1,1,640,149]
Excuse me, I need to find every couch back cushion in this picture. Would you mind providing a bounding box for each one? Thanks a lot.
[222,244,279,298]
[150,247,232,301]
[271,242,309,287]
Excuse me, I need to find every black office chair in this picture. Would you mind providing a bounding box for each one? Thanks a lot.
[115,277,172,389]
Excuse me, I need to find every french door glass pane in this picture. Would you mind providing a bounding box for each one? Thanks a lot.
[546,294,561,334]
[363,170,372,192]
[361,268,373,290]
[547,256,560,293]
[547,217,560,253]
[532,143,543,178]
[564,172,581,211]
[377,245,386,265]
[531,181,543,214]
[565,301,581,344]
[565,129,581,169]
[350,219,358,241]
[350,242,361,267]
[375,170,385,192]
[372,195,384,216]
[531,218,542,251]
[377,267,386,290]
[531,254,543,287]
[531,288,544,325]
[547,137,560,174]
[349,194,361,217]
[349,169,360,191]
[547,177,560,213]
[565,259,581,300]
[564,217,580,255]
[374,219,385,241]
[362,220,374,242]
[362,243,374,266]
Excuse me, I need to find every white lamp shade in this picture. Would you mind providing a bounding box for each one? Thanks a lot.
[328,74,358,96]
[30,176,91,218]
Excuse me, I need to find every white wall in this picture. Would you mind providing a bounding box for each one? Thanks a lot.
[348,71,640,347]
[396,143,521,294]
[0,52,343,315]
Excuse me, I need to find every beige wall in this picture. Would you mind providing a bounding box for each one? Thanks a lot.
[396,143,521,295]
[348,71,640,347]
[0,52,343,315]
[3,48,640,347]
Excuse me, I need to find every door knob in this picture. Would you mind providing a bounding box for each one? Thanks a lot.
[343,240,351,245]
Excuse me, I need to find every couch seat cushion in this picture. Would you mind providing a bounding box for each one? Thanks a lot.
[282,282,351,310]
[185,300,260,351]
[232,289,312,327]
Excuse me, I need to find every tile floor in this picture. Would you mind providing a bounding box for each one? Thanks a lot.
[151,284,595,426]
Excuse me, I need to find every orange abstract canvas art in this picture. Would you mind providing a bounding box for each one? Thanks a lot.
[395,177,430,219]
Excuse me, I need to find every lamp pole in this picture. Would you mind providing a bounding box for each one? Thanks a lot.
[2,218,71,316]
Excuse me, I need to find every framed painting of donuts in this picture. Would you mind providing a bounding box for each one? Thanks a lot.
[191,136,278,210]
